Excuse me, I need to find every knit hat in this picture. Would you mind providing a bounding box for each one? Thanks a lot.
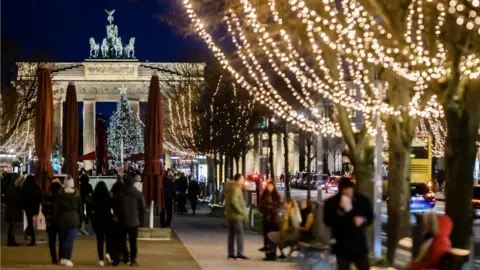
[63,177,75,189]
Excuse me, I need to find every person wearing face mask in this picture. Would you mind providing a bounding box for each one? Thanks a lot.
[324,177,373,270]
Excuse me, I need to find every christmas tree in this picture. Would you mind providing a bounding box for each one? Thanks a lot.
[108,90,144,165]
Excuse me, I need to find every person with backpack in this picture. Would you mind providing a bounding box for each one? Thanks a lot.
[42,180,63,264]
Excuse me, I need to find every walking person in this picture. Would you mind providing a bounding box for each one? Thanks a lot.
[79,174,93,224]
[117,176,145,267]
[161,171,175,227]
[21,175,42,246]
[187,177,199,215]
[55,176,83,267]
[224,173,249,260]
[5,175,24,246]
[110,181,129,266]
[42,180,63,264]
[324,177,373,270]
[264,198,302,261]
[257,182,282,253]
[91,181,114,266]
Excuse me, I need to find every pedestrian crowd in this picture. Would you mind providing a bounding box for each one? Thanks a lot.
[3,172,145,267]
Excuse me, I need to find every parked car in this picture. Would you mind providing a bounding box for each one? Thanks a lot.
[473,186,480,219]
[291,172,304,188]
[409,182,436,212]
[301,173,318,190]
[320,174,329,190]
[326,176,340,193]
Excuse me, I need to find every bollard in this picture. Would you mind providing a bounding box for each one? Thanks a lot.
[149,201,154,229]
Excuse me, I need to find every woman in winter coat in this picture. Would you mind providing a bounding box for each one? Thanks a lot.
[21,175,42,246]
[110,181,129,266]
[5,175,24,246]
[409,212,452,270]
[91,181,114,266]
[264,198,302,261]
[257,182,282,253]
[54,176,82,267]
[42,180,63,264]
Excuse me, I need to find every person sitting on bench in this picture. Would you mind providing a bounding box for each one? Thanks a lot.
[264,198,302,261]
[298,199,314,242]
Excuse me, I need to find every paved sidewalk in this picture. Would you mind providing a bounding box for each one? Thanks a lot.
[1,233,200,269]
[172,214,298,270]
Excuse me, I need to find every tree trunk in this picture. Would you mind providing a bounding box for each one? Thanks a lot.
[213,157,218,203]
[242,150,247,176]
[268,121,275,182]
[284,123,290,199]
[235,155,240,175]
[445,106,478,249]
[306,135,312,200]
[219,153,224,184]
[386,142,411,263]
[299,132,306,171]
[353,157,375,200]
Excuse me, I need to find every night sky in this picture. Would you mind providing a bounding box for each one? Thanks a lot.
[1,0,207,62]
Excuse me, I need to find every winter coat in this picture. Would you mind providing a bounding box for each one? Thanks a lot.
[258,194,282,225]
[324,193,373,261]
[175,177,188,194]
[410,215,453,270]
[80,182,93,204]
[21,178,42,216]
[5,181,23,222]
[163,176,176,200]
[91,197,113,232]
[116,185,145,228]
[224,181,247,222]
[188,180,199,200]
[42,191,59,226]
[54,188,83,229]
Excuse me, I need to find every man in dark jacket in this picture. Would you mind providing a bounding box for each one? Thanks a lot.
[118,176,145,267]
[21,175,42,246]
[324,177,373,270]
[188,177,200,215]
[42,180,63,264]
[79,174,93,224]
[5,175,23,246]
[161,171,176,227]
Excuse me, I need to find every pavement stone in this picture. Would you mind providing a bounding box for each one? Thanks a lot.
[172,214,299,270]
[1,233,200,270]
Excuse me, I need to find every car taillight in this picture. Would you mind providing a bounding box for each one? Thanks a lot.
[472,199,480,204]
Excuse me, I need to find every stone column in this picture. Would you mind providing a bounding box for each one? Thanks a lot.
[83,99,96,170]
[54,102,63,150]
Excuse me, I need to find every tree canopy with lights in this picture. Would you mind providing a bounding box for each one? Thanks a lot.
[180,0,480,262]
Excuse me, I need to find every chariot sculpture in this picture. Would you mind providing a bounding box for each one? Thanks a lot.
[89,9,136,59]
